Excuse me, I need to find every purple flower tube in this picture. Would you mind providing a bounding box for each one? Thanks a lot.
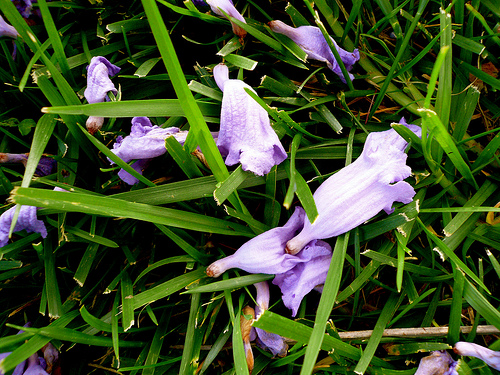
[206,0,247,38]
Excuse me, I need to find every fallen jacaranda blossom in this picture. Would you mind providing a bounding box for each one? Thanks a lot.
[454,341,500,370]
[84,56,120,134]
[272,240,332,317]
[110,117,188,185]
[213,63,287,176]
[414,351,458,375]
[251,281,288,357]
[268,20,360,83]
[0,153,55,177]
[205,0,247,38]
[206,207,311,277]
[285,119,422,255]
[0,205,47,248]
[0,15,18,39]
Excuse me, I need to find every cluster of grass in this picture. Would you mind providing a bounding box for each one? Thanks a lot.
[0,0,500,374]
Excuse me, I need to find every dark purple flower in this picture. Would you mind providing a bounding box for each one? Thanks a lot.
[414,351,458,375]
[272,240,332,317]
[268,20,360,83]
[252,282,288,357]
[206,0,246,38]
[0,205,47,248]
[454,342,500,371]
[0,153,55,177]
[206,207,310,277]
[84,56,120,134]
[11,0,33,18]
[110,117,187,185]
[285,119,422,255]
[213,63,287,176]
[0,15,18,39]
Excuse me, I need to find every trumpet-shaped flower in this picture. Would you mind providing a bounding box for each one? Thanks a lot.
[0,205,47,248]
[0,153,55,177]
[272,240,332,316]
[84,56,120,134]
[0,15,18,39]
[110,117,188,185]
[206,0,247,38]
[285,119,421,255]
[414,351,458,375]
[213,63,287,176]
[454,341,500,370]
[252,282,288,357]
[206,207,310,277]
[268,20,360,83]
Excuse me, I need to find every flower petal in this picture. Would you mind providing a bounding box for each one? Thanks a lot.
[273,240,332,316]
[0,15,19,39]
[214,64,287,176]
[454,341,500,370]
[268,20,360,83]
[206,207,308,277]
[414,351,458,375]
[84,56,120,104]
[286,121,420,255]
[0,205,47,248]
[206,0,247,37]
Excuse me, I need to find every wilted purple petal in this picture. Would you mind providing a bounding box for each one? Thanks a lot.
[454,341,500,370]
[0,323,31,375]
[285,119,421,255]
[42,342,58,373]
[268,20,360,83]
[251,282,288,357]
[213,64,287,176]
[0,205,47,248]
[84,56,120,134]
[110,117,187,185]
[0,15,18,39]
[414,351,458,375]
[273,240,332,317]
[0,153,55,177]
[206,207,312,277]
[23,353,49,375]
[11,0,33,18]
[206,0,247,38]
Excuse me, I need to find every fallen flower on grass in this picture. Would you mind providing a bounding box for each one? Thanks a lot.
[454,341,500,370]
[205,0,247,38]
[0,205,47,248]
[0,153,55,177]
[0,15,18,39]
[414,351,458,375]
[285,119,421,255]
[110,117,188,185]
[268,20,360,83]
[213,63,287,176]
[84,56,120,134]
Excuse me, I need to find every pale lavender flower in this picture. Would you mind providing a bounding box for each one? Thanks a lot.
[268,20,360,83]
[84,56,120,134]
[206,0,247,38]
[0,323,31,375]
[454,341,500,370]
[0,205,47,248]
[414,351,458,375]
[23,353,49,375]
[285,119,422,255]
[0,153,55,177]
[206,207,309,277]
[272,240,332,317]
[0,15,18,39]
[110,117,187,185]
[213,63,287,176]
[252,282,288,357]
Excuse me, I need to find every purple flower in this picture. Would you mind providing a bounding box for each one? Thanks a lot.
[272,240,332,317]
[252,282,288,357]
[0,153,55,177]
[414,351,458,375]
[285,119,422,255]
[11,0,33,18]
[23,353,49,375]
[0,15,18,39]
[206,207,311,277]
[0,323,31,375]
[206,0,247,38]
[41,343,58,374]
[454,341,500,370]
[0,205,47,248]
[84,56,120,134]
[110,117,187,185]
[268,20,360,83]
[213,63,287,176]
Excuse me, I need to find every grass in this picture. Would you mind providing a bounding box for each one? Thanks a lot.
[0,0,500,374]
